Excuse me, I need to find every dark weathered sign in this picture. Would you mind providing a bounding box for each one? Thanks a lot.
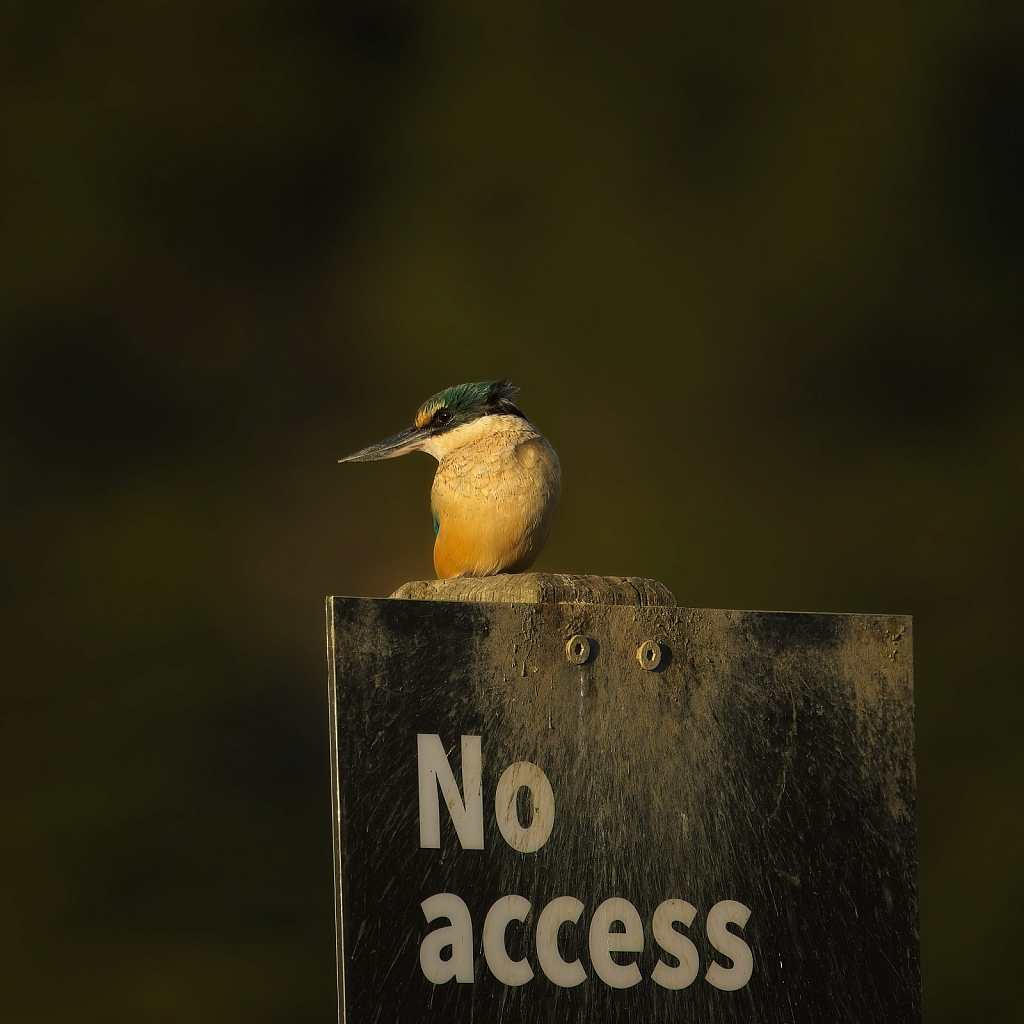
[326,580,918,1023]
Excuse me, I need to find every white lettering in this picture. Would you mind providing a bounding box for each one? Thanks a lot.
[536,896,587,987]
[651,899,700,989]
[705,899,753,990]
[494,761,555,852]
[419,893,474,984]
[417,734,484,850]
[482,895,534,986]
[588,897,644,989]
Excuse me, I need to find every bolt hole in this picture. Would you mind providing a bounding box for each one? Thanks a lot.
[636,639,667,671]
[565,634,593,665]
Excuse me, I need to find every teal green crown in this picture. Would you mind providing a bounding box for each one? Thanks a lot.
[415,380,521,428]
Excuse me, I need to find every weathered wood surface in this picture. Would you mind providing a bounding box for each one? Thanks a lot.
[390,572,676,606]
[327,592,918,1023]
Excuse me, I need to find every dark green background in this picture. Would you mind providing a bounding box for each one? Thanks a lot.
[2,2,1021,1021]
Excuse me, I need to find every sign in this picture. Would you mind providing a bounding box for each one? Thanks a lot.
[326,592,919,1022]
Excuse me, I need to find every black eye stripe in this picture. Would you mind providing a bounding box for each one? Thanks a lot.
[432,407,453,426]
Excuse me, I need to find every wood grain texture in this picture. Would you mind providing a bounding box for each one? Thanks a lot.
[389,572,677,606]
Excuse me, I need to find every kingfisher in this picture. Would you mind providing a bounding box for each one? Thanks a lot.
[339,380,560,579]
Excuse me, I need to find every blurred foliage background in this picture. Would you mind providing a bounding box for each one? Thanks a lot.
[2,1,1022,1020]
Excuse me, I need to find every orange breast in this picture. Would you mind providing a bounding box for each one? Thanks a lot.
[433,529,476,579]
[432,512,551,578]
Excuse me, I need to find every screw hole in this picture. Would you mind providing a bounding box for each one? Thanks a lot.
[565,635,592,665]
[636,639,665,671]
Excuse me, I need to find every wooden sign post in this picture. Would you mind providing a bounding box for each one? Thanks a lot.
[326,574,919,1023]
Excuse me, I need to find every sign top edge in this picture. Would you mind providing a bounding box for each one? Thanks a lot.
[387,573,677,606]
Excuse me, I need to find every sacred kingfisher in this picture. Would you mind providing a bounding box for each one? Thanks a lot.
[339,380,560,579]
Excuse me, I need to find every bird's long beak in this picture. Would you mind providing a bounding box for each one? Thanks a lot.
[338,425,426,463]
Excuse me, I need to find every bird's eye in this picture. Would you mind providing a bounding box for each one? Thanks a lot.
[432,407,453,427]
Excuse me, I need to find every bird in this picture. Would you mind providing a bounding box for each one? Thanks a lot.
[339,380,560,579]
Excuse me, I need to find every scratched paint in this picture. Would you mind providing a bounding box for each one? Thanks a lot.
[326,581,919,1023]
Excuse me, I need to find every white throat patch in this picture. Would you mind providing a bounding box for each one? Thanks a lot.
[421,414,535,461]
